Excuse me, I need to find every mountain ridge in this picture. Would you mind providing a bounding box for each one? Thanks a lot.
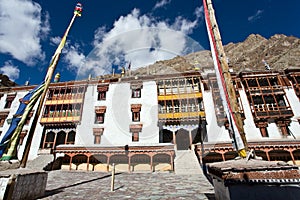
[132,33,300,76]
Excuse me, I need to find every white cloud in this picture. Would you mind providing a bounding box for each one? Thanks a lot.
[50,36,62,46]
[0,0,50,65]
[248,9,264,22]
[0,61,20,81]
[153,0,171,10]
[65,8,203,80]
[195,6,204,20]
[63,43,85,71]
[93,26,108,45]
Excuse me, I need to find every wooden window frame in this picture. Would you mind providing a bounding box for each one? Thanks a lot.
[132,132,139,142]
[131,104,141,122]
[132,88,141,98]
[93,128,104,144]
[129,124,142,142]
[95,113,105,124]
[98,91,106,100]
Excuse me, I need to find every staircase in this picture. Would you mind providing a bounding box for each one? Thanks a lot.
[174,150,203,175]
[26,154,56,171]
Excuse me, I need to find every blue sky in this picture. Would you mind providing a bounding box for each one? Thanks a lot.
[0,0,299,85]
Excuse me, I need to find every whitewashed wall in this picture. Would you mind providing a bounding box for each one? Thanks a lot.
[76,80,159,146]
[202,90,231,143]
[285,88,300,139]
[238,90,263,141]
[2,76,300,161]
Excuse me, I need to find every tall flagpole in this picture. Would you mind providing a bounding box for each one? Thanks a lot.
[202,0,248,158]
[20,3,83,168]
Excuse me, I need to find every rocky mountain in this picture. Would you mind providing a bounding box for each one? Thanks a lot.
[0,74,17,88]
[132,34,300,75]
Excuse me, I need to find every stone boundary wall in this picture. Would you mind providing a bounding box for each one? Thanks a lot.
[0,169,47,200]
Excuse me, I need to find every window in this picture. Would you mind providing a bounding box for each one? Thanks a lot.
[47,86,86,101]
[132,132,139,142]
[98,91,106,100]
[130,82,142,98]
[256,121,269,137]
[276,120,290,137]
[260,126,269,137]
[130,124,142,142]
[132,89,141,98]
[131,104,141,122]
[97,85,109,101]
[66,131,76,144]
[93,128,104,144]
[0,118,5,127]
[95,113,105,124]
[95,106,106,124]
[0,112,9,127]
[42,103,82,118]
[132,112,140,122]
[44,131,55,148]
[41,129,76,149]
[4,94,16,109]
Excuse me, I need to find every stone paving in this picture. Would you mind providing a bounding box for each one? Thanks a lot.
[38,170,215,200]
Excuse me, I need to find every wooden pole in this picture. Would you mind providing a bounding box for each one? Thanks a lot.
[110,163,115,192]
[204,0,248,152]
[20,10,80,168]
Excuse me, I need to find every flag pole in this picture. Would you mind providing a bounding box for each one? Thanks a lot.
[20,3,82,168]
[202,0,247,157]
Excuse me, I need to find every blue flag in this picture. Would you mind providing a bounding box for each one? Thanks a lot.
[0,82,45,159]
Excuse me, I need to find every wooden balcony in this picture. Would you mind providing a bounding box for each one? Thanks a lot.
[158,92,202,101]
[40,116,81,124]
[45,98,83,105]
[158,111,205,119]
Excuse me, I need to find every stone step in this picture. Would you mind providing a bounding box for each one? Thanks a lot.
[26,154,54,170]
[174,150,203,175]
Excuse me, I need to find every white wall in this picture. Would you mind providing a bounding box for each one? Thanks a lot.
[76,80,159,147]
[238,90,262,141]
[75,84,96,145]
[285,88,300,139]
[202,90,231,143]
[3,76,300,161]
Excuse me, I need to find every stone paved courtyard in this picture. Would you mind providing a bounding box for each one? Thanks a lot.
[38,170,215,200]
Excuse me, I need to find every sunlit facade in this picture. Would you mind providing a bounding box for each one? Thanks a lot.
[1,69,300,171]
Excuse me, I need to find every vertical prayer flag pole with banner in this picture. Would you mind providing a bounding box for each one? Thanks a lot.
[14,3,82,167]
[202,0,248,158]
[0,84,46,160]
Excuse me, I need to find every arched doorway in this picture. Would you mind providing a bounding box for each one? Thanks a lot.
[176,128,190,150]
[269,150,291,162]
[202,152,223,163]
[110,154,129,172]
[131,154,151,171]
[224,151,238,161]
[253,150,268,161]
[56,131,67,146]
[153,153,172,172]
[66,130,76,144]
[161,129,173,143]
[72,154,88,170]
[43,131,55,149]
[293,149,300,165]
[90,154,108,171]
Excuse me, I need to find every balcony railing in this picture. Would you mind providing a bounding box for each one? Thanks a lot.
[158,111,205,119]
